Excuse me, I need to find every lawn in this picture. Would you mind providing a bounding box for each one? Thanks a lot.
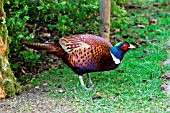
[26,1,170,112]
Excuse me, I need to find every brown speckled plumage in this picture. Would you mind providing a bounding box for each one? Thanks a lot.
[22,34,135,89]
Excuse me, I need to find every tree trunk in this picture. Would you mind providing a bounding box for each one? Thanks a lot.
[0,0,22,98]
[100,0,110,42]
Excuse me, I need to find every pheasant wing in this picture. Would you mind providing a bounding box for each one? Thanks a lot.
[59,35,91,54]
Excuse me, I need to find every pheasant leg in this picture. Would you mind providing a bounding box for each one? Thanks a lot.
[78,75,91,90]
[87,73,94,87]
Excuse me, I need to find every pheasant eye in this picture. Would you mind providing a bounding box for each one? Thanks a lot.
[121,43,129,50]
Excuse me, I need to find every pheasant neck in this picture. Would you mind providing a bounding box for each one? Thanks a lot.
[110,47,124,64]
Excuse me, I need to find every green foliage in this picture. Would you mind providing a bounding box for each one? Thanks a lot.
[5,0,127,38]
[5,1,30,50]
[35,0,101,35]
[111,1,127,28]
[19,50,40,66]
[34,0,127,34]
[4,0,127,75]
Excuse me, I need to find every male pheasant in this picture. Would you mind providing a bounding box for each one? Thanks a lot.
[22,34,135,89]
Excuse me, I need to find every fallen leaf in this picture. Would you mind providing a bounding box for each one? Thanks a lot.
[58,88,67,93]
[25,22,31,28]
[44,27,49,31]
[161,71,170,80]
[110,35,124,42]
[141,14,145,17]
[146,14,150,18]
[92,94,102,99]
[124,5,142,9]
[39,33,51,38]
[153,2,159,6]
[118,69,124,73]
[149,19,157,24]
[148,96,156,101]
[156,10,160,13]
[160,65,164,70]
[137,101,142,104]
[142,79,147,82]
[136,55,144,58]
[143,50,148,55]
[86,98,91,101]
[136,39,146,45]
[136,25,145,28]
[160,82,167,91]
[58,84,62,88]
[21,67,28,76]
[148,38,157,43]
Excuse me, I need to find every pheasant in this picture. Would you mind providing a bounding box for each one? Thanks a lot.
[22,34,135,90]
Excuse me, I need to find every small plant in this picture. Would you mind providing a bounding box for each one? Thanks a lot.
[19,50,40,66]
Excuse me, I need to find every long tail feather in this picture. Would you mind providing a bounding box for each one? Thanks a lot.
[21,40,59,52]
[21,40,66,57]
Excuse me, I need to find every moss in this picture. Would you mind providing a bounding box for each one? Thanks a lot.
[2,78,22,97]
[0,0,22,98]
[0,54,22,97]
[0,56,2,69]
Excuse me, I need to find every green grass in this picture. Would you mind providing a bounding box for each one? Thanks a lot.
[28,1,170,112]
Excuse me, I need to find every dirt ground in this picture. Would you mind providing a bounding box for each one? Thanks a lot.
[163,38,170,93]
[0,88,77,113]
[0,88,57,113]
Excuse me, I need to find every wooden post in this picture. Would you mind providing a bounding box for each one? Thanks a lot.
[100,0,110,42]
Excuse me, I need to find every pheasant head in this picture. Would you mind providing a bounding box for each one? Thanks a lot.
[110,42,135,64]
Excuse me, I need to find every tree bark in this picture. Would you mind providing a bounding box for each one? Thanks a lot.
[0,0,22,98]
[100,0,110,42]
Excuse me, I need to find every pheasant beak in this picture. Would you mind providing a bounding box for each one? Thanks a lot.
[129,44,136,48]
